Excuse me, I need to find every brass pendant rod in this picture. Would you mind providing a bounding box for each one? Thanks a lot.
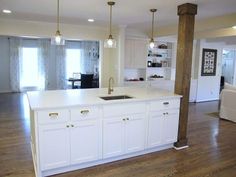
[57,0,59,31]
[151,11,154,39]
[109,4,112,36]
[150,9,157,40]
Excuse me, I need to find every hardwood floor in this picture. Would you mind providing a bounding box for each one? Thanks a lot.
[0,93,235,177]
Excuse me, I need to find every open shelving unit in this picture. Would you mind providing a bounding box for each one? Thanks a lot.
[124,39,175,86]
[146,41,173,81]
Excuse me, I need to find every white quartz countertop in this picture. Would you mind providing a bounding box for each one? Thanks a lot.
[27,87,182,110]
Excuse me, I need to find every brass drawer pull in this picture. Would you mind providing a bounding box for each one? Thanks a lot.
[163,112,169,116]
[163,102,169,105]
[49,113,59,118]
[80,110,89,114]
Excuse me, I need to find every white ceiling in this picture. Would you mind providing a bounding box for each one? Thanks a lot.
[0,0,236,31]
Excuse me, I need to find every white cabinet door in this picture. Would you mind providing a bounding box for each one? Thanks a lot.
[162,112,179,144]
[134,40,147,68]
[70,120,100,164]
[125,114,146,153]
[103,117,125,158]
[125,39,134,68]
[39,124,70,170]
[148,109,179,148]
[125,39,147,68]
[147,112,163,148]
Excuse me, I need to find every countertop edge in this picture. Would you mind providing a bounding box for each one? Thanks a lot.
[29,95,182,111]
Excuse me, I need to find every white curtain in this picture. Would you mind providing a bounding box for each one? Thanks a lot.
[38,39,50,90]
[65,41,99,74]
[9,37,21,92]
[80,41,99,74]
[9,37,50,92]
[56,45,67,89]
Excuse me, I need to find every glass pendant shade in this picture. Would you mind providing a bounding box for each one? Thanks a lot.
[104,35,116,48]
[104,1,116,48]
[51,30,65,45]
[149,38,155,49]
[51,0,65,45]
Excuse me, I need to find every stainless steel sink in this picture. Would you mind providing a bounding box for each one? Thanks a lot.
[100,95,133,100]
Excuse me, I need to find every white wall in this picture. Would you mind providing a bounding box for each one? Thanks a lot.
[194,40,223,102]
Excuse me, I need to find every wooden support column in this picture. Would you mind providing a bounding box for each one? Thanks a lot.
[174,3,197,148]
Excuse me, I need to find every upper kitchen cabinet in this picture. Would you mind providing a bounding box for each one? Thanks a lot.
[125,38,148,69]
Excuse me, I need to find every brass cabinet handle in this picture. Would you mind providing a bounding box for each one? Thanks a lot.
[126,118,129,121]
[80,110,89,114]
[163,102,169,105]
[166,112,169,115]
[49,113,59,118]
[122,118,126,121]
[66,125,70,128]
[71,124,74,127]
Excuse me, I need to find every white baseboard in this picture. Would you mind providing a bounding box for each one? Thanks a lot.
[0,90,12,93]
[196,98,219,103]
[174,145,189,150]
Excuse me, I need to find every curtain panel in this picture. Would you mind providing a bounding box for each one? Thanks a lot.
[38,39,50,90]
[9,37,21,92]
[56,45,67,89]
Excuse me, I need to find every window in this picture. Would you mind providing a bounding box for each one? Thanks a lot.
[66,49,81,78]
[20,47,39,89]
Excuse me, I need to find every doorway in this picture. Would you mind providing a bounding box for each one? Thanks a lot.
[221,48,236,85]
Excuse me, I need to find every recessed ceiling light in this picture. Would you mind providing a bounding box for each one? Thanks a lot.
[2,9,12,14]
[232,26,236,29]
[88,19,94,22]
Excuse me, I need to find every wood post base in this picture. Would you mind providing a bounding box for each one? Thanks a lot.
[174,138,188,149]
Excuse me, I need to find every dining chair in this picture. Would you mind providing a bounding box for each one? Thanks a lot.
[80,74,94,88]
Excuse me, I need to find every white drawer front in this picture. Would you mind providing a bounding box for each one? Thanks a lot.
[37,109,69,124]
[71,106,100,121]
[103,102,146,118]
[150,109,179,117]
[150,99,180,111]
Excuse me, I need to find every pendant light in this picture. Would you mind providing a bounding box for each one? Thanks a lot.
[51,0,65,45]
[104,1,116,48]
[149,9,157,49]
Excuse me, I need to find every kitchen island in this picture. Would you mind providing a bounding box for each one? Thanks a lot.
[27,87,181,177]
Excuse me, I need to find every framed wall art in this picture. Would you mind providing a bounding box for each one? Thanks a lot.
[201,48,217,76]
